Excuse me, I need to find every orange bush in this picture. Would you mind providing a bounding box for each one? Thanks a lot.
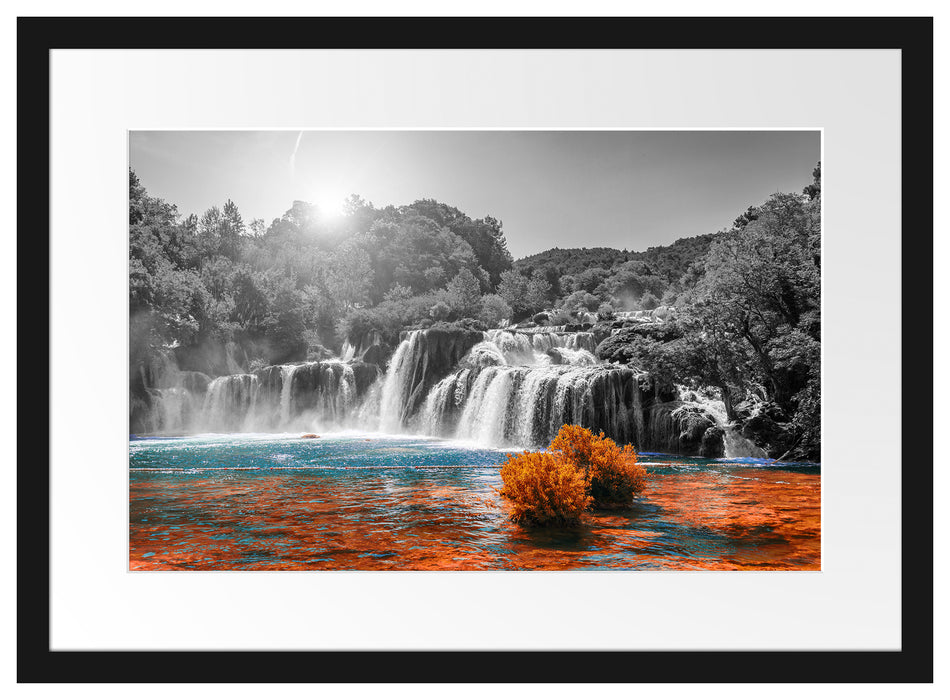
[499,426,648,525]
[549,425,646,508]
[499,451,591,526]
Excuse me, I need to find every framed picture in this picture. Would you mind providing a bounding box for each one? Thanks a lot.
[23,15,932,683]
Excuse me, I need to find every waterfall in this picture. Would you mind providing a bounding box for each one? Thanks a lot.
[723,430,768,459]
[133,350,212,434]
[378,330,424,432]
[424,364,642,448]
[376,327,485,432]
[483,329,595,365]
[154,387,201,434]
[414,327,645,448]
[130,324,768,458]
[138,359,374,434]
[203,374,260,432]
[672,387,766,459]
[283,361,360,429]
[279,364,299,424]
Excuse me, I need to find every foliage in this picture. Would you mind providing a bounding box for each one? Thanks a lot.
[591,168,822,459]
[639,291,660,310]
[325,241,374,312]
[559,290,600,315]
[129,168,519,367]
[525,270,554,313]
[428,318,488,334]
[500,425,647,525]
[499,451,591,526]
[549,425,646,508]
[515,235,716,318]
[337,306,404,346]
[596,302,615,320]
[496,269,530,318]
[404,199,513,284]
[444,268,483,317]
[802,162,821,201]
[429,300,451,321]
[478,294,512,326]
[515,247,632,276]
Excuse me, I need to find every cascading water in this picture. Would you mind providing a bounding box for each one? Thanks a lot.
[673,386,767,459]
[415,330,642,448]
[378,330,422,432]
[135,358,378,435]
[135,351,211,434]
[132,326,768,458]
[279,364,298,424]
[203,374,260,432]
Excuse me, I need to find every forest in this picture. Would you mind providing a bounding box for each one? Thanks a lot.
[130,162,821,459]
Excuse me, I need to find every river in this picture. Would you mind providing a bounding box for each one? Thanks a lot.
[129,432,820,570]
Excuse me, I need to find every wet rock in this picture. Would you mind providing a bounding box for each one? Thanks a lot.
[700,426,725,458]
[350,361,382,395]
[396,328,485,419]
[179,370,211,395]
[646,402,716,456]
[740,405,791,458]
[564,323,590,332]
[361,343,393,368]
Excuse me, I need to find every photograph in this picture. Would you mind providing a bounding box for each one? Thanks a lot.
[128,129,822,571]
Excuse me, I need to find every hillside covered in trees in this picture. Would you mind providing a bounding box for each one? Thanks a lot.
[130,162,821,459]
[130,172,720,371]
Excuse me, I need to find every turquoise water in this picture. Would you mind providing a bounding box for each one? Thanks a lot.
[129,432,818,473]
[130,432,510,471]
[129,433,820,570]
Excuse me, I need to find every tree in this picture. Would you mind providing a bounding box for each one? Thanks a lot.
[525,270,553,313]
[732,205,760,230]
[445,268,482,318]
[802,162,821,201]
[429,300,451,321]
[259,277,310,363]
[690,190,820,418]
[405,199,513,284]
[325,242,374,312]
[478,294,512,326]
[602,260,666,309]
[497,270,530,317]
[383,283,413,303]
[559,290,600,316]
[230,267,269,328]
[375,214,480,295]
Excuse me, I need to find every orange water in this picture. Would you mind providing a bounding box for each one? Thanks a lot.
[130,436,819,571]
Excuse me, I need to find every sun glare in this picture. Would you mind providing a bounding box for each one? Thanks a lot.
[314,192,346,219]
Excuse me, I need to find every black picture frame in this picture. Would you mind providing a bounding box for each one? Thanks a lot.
[20,15,933,684]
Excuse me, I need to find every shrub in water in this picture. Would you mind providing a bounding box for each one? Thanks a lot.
[499,451,591,526]
[549,425,646,508]
[499,425,647,525]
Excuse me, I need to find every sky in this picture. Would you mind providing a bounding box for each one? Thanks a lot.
[129,130,820,259]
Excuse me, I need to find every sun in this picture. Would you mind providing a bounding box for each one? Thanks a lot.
[314,192,347,219]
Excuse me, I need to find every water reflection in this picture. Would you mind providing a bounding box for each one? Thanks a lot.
[130,434,819,570]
